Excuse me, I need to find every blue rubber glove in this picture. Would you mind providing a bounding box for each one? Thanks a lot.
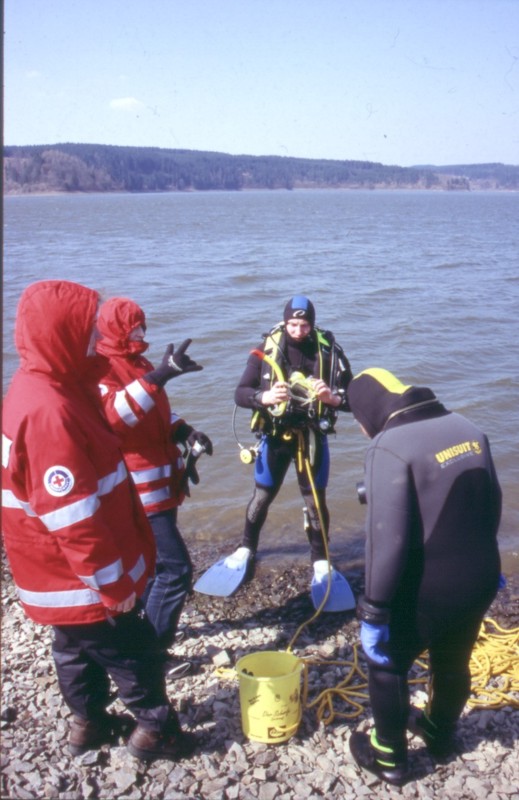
[360,621,391,666]
[498,574,507,590]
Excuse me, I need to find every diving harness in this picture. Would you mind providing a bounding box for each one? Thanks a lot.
[232,359,331,465]
[233,325,343,466]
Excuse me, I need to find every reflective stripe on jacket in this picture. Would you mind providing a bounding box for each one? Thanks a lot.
[96,297,187,514]
[2,281,156,626]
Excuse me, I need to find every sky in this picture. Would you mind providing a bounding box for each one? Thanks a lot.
[4,0,519,167]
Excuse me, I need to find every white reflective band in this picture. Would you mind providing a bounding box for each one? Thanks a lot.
[17,585,100,608]
[131,465,171,485]
[129,554,146,584]
[140,486,171,506]
[98,461,128,495]
[2,489,37,516]
[127,380,155,413]
[40,493,100,531]
[40,462,127,531]
[114,390,140,427]
[2,434,13,468]
[78,558,124,590]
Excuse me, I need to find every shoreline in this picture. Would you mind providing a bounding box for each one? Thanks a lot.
[5,185,519,198]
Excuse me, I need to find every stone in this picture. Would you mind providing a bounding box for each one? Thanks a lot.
[1,550,518,800]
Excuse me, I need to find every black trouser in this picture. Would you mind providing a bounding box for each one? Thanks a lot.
[368,611,484,751]
[141,508,193,652]
[243,431,330,562]
[52,607,176,733]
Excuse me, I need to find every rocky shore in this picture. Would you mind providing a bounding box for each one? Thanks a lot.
[1,547,518,800]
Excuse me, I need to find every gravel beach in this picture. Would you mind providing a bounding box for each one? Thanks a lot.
[2,547,518,800]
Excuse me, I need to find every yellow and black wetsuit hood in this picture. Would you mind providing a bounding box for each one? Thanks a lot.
[347,367,445,438]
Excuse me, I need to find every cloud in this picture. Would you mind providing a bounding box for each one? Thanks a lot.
[26,70,42,80]
[109,97,145,112]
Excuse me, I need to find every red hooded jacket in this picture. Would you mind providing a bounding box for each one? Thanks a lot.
[1,281,156,625]
[96,298,187,514]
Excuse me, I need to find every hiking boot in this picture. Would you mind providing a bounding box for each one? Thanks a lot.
[127,724,199,762]
[349,731,409,787]
[163,656,193,680]
[408,707,456,758]
[68,713,136,756]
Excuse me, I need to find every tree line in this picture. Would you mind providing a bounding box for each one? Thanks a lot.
[3,143,519,194]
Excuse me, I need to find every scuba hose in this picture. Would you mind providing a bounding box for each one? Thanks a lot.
[250,348,288,417]
[286,429,333,652]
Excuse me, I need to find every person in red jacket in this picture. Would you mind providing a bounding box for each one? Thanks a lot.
[96,297,212,678]
[1,280,198,762]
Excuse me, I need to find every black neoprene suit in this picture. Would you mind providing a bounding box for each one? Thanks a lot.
[235,328,352,561]
[348,376,502,753]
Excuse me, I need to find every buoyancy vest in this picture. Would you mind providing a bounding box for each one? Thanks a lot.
[251,323,344,434]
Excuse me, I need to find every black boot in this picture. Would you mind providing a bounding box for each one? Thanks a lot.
[408,706,457,758]
[349,730,409,787]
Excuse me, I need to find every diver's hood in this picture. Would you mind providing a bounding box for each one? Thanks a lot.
[346,368,443,438]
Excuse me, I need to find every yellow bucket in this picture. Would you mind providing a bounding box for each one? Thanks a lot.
[236,650,306,743]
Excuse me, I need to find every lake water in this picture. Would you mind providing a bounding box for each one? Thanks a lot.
[3,190,518,575]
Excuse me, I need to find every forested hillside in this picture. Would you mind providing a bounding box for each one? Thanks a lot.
[4,143,519,194]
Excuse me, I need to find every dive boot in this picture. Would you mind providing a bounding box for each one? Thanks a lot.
[349,730,409,787]
[408,707,456,758]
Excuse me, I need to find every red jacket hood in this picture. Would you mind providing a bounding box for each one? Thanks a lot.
[96,297,149,358]
[15,281,100,382]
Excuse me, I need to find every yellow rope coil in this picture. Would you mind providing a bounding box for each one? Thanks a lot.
[294,618,519,726]
[466,617,519,710]
[302,644,369,724]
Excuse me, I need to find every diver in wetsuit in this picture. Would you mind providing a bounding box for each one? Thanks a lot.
[231,296,353,583]
[346,368,502,787]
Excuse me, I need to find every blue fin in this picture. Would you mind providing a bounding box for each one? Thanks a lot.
[193,556,251,597]
[311,568,356,612]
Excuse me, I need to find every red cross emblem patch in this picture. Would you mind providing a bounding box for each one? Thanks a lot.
[44,466,75,497]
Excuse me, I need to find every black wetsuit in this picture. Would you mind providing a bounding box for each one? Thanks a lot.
[235,326,352,561]
[348,374,502,752]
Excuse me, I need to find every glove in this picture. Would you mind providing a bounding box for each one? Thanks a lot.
[360,621,391,666]
[144,340,203,387]
[187,430,213,456]
[498,574,507,590]
[181,431,211,491]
